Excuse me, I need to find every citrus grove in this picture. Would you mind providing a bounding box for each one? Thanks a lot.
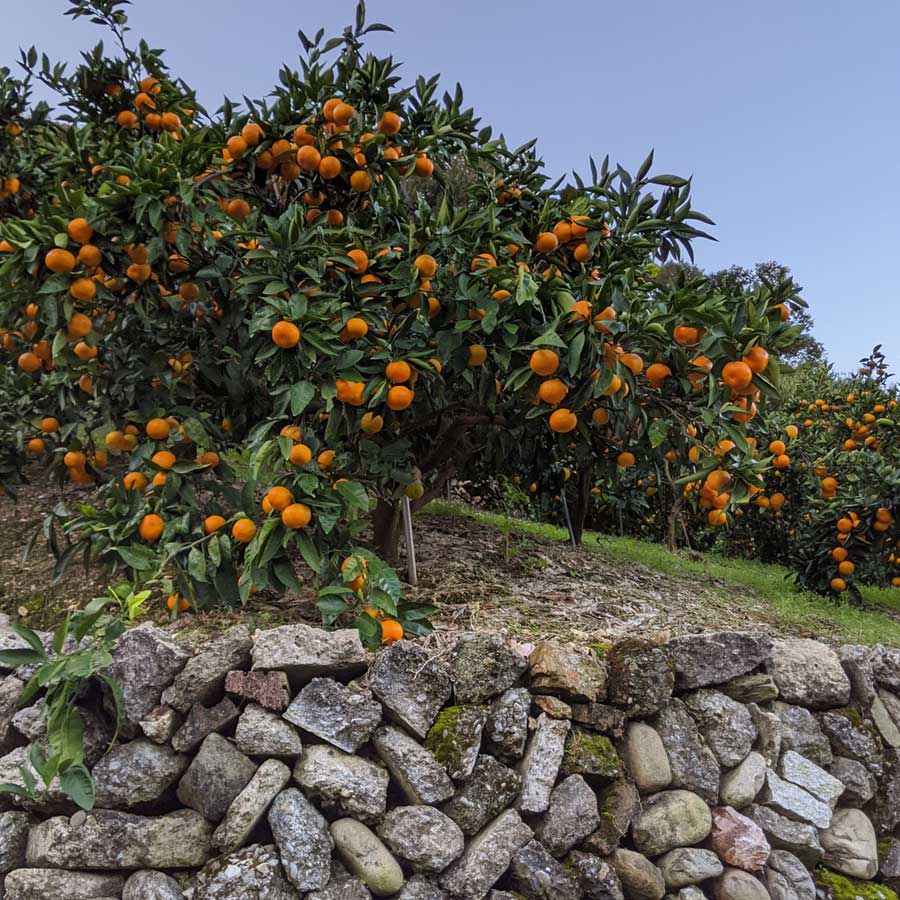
[2,0,891,641]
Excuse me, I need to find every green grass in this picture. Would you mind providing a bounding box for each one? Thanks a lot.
[424,500,900,646]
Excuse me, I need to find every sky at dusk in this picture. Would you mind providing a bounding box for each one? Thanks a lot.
[4,0,899,374]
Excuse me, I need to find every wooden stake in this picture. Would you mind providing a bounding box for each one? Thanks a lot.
[401,496,417,586]
[559,489,577,547]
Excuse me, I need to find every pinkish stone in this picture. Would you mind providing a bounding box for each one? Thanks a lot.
[710,806,771,872]
[225,670,291,711]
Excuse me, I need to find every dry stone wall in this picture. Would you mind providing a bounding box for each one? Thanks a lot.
[2,621,900,900]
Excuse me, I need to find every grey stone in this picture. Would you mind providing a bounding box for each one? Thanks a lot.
[610,848,666,900]
[397,875,448,900]
[764,850,814,900]
[778,750,844,806]
[234,702,303,757]
[93,738,189,809]
[0,745,67,813]
[715,868,770,900]
[171,697,239,753]
[669,633,773,690]
[212,758,291,853]
[332,818,405,897]
[123,870,185,900]
[567,851,625,900]
[607,639,674,717]
[193,843,299,900]
[582,779,641,856]
[268,787,333,891]
[871,692,900,747]
[139,705,182,745]
[284,678,382,753]
[720,752,766,808]
[295,743,389,822]
[7,702,112,770]
[759,769,832,829]
[0,675,22,751]
[562,727,622,782]
[534,773,599,857]
[0,811,33,873]
[827,757,875,806]
[367,641,451,739]
[442,753,521,835]
[485,687,530,759]
[571,702,628,737]
[372,725,454,805]
[378,806,464,873]
[505,839,581,900]
[309,876,373,900]
[252,623,367,689]
[838,646,877,709]
[868,746,900,833]
[722,674,779,704]
[743,804,822,868]
[161,625,252,713]
[9,703,46,743]
[873,647,900,692]
[447,633,528,705]
[817,711,882,776]
[104,623,190,733]
[622,721,672,794]
[657,848,723,889]
[653,699,721,804]
[766,640,851,710]
[683,690,756,767]
[25,809,213,868]
[675,887,708,900]
[880,839,900,892]
[529,641,607,702]
[632,789,712,857]
[819,807,878,880]
[773,704,831,767]
[516,713,570,813]
[224,668,291,711]
[176,733,258,822]
[425,706,487,780]
[747,704,782,767]
[439,809,533,900]
[2,869,125,900]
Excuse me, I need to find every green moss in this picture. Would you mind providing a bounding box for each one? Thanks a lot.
[590,641,612,658]
[425,706,485,773]
[562,729,622,779]
[816,868,897,900]
[879,839,893,864]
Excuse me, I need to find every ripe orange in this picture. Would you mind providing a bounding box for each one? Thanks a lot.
[317,449,336,470]
[769,440,786,456]
[836,518,853,534]
[743,346,769,374]
[45,248,76,273]
[139,514,165,543]
[66,218,93,244]
[468,344,488,366]
[548,408,577,433]
[289,444,313,465]
[344,317,369,339]
[17,351,41,372]
[386,386,414,411]
[266,486,294,512]
[381,619,404,643]
[538,379,568,405]
[350,170,371,192]
[318,156,342,179]
[297,145,322,172]
[361,412,384,434]
[77,244,102,267]
[40,416,59,433]
[27,438,45,453]
[151,450,176,470]
[146,418,171,440]
[204,514,226,534]
[385,361,411,383]
[378,111,402,135]
[413,254,438,278]
[70,278,96,302]
[830,577,847,592]
[617,451,636,467]
[74,339,99,359]
[591,408,609,425]
[722,360,753,391]
[282,503,312,529]
[673,325,700,345]
[530,349,559,377]
[272,321,301,348]
[347,249,369,275]
[646,363,671,387]
[534,232,559,253]
[226,198,250,220]
[232,517,257,543]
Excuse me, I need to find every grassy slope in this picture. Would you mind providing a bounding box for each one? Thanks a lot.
[425,501,900,647]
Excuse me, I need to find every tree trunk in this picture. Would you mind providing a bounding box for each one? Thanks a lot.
[667,493,683,552]
[571,459,593,546]
[373,498,402,565]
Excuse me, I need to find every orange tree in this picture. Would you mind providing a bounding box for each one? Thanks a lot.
[0,0,798,636]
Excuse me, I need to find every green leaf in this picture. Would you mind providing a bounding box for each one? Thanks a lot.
[188,546,208,583]
[295,533,322,572]
[335,480,369,511]
[0,649,44,668]
[648,418,670,448]
[113,544,157,571]
[289,381,316,416]
[11,624,45,656]
[59,764,95,811]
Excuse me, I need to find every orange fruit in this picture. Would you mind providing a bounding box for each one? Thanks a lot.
[66,218,93,244]
[386,386,414,411]
[272,321,301,348]
[139,514,165,543]
[548,408,577,433]
[17,352,41,372]
[361,412,384,434]
[317,449,336,470]
[413,254,438,278]
[538,378,568,405]
[69,278,96,302]
[534,232,559,253]
[282,503,312,529]
[347,249,369,275]
[591,408,609,425]
[381,619,404,643]
[151,450,176,470]
[232,517,257,543]
[146,418,171,440]
[344,317,369,339]
[468,344,488,366]
[830,577,847,592]
[226,198,250,220]
[45,248,76,273]
[530,349,559,377]
[378,111,402,135]
[646,363,671,387]
[27,438,45,453]
[743,346,769,374]
[266,486,294,512]
[722,360,753,391]
[40,416,59,433]
[289,444,313,465]
[385,361,412,383]
[617,451,636,467]
[204,514,226,534]
[350,170,371,192]
[318,156,342,179]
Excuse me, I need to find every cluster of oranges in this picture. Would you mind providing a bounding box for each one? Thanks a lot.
[114,76,188,136]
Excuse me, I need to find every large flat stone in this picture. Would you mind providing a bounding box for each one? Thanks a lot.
[516,713,570,814]
[447,633,528,705]
[92,738,189,809]
[373,725,454,805]
[176,733,258,822]
[284,677,382,752]
[766,640,851,710]
[653,699,720,804]
[669,633,773,690]
[3,869,125,900]
[268,787,333,892]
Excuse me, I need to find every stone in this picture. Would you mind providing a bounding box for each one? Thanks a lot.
[766,640,851,710]
[332,818,406,897]
[759,769,831,829]
[439,809,533,900]
[0,675,22,751]
[583,779,641,856]
[675,887,708,900]
[709,806,770,872]
[2,869,125,900]
[827,757,875,806]
[92,738,189,809]
[571,702,628,737]
[378,806,464,873]
[722,674,779,704]
[653,699,721,804]
[0,745,67,813]
[161,625,252,713]
[170,697,239,754]
[447,633,528,705]
[838,646,877,709]
[515,713,569,813]
[819,807,878,880]
[669,633,773,690]
[224,668,291,710]
[632,789,712,857]
[657,848,723,889]
[533,694,572,718]
[367,641,451,739]
[743,804,822,868]
[610,849,666,900]
[747,704,782,767]
[529,641,607,702]
[881,840,900,892]
[0,811,33,873]
[442,753,521,835]
[868,746,900,834]
[818,711,882,776]
[193,843,299,900]
[773,704,831,767]
[9,703,46,742]
[778,750,844,806]
[622,721,672,793]
[212,758,291,853]
[607,639,674,717]
[425,705,487,780]
[25,809,213,868]
[139,705,182,744]
[252,623,367,688]
[176,733,258,822]
[716,868,770,900]
[123,870,184,900]
[372,725,455,804]
[234,702,303,757]
[535,774,599,857]
[268,787,333,891]
[309,876,373,900]
[873,647,900,693]
[683,690,756,767]
[284,678,382,753]
[562,727,622,781]
[397,875,449,900]
[103,623,190,733]
[567,851,625,900]
[485,687,530,759]
[720,751,767,808]
[505,839,581,900]
[871,693,900,747]
[295,743,389,822]
[764,851,815,900]
[7,701,112,769]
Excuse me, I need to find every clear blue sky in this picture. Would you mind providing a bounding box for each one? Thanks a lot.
[5,0,899,374]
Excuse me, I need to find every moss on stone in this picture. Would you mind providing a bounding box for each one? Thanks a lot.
[815,868,898,900]
[589,641,612,659]
[425,706,466,769]
[562,728,622,779]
